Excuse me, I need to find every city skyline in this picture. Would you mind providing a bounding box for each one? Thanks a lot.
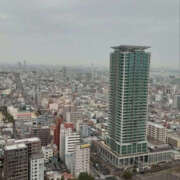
[0,1,180,179]
[1,43,180,179]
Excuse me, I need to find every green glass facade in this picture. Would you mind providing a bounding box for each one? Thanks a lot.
[106,45,150,155]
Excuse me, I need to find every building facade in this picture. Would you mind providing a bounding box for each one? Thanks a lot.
[94,140,172,168]
[30,153,44,180]
[59,122,74,160]
[42,146,53,163]
[54,116,63,151]
[14,138,42,179]
[31,126,51,146]
[65,132,80,170]
[167,134,180,149]
[4,144,28,180]
[94,45,174,168]
[147,122,167,143]
[15,137,41,157]
[72,144,90,178]
[106,45,150,155]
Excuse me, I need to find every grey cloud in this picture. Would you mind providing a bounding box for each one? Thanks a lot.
[0,0,178,67]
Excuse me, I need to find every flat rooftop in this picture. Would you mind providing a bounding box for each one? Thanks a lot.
[147,121,164,129]
[5,143,27,151]
[111,45,150,51]
[167,133,180,140]
[15,137,40,143]
[32,126,49,129]
[31,153,44,160]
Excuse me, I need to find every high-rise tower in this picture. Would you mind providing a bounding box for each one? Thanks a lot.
[106,45,150,155]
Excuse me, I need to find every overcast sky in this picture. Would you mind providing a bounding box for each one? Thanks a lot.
[0,0,179,68]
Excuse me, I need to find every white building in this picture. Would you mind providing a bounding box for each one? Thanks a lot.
[59,124,73,161]
[30,153,44,180]
[147,121,167,143]
[72,144,90,178]
[65,133,80,170]
[42,146,53,163]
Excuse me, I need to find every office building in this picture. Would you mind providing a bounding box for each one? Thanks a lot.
[31,126,51,146]
[65,132,80,170]
[106,45,150,155]
[30,153,44,180]
[4,143,28,180]
[95,45,172,168]
[15,137,42,179]
[15,137,41,156]
[59,122,74,160]
[72,144,90,178]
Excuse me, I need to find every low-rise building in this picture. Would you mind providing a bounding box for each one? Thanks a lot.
[42,146,53,163]
[147,121,167,143]
[45,171,73,180]
[167,133,180,149]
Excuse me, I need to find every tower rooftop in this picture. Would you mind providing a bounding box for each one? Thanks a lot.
[111,45,150,51]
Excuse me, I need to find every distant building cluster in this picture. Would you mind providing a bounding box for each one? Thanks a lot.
[1,45,180,179]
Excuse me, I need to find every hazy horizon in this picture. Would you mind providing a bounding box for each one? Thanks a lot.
[0,0,179,68]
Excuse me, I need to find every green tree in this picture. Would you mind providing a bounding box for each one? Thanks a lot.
[106,176,117,180]
[111,176,117,180]
[122,170,133,180]
[78,172,94,180]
